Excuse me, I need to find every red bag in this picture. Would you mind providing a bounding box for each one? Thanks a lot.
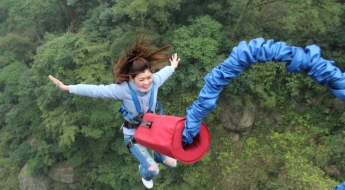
[133,113,210,164]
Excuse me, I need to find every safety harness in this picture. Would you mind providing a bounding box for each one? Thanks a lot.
[118,82,163,129]
[119,82,163,152]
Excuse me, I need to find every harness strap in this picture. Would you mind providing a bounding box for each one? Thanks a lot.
[119,83,160,126]
[128,82,155,113]
[128,83,142,113]
[148,84,154,112]
[156,101,163,115]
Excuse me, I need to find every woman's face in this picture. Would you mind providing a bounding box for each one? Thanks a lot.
[131,69,153,90]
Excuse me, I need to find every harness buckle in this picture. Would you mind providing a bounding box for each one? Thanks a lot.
[133,113,144,123]
[139,121,152,128]
[123,120,139,129]
[126,139,136,153]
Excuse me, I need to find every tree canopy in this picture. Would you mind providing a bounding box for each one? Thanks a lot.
[0,0,345,189]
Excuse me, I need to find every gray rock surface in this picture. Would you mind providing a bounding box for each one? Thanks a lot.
[18,164,52,190]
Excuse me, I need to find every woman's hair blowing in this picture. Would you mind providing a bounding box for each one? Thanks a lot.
[112,36,171,84]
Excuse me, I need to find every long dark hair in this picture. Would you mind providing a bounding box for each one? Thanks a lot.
[112,36,171,84]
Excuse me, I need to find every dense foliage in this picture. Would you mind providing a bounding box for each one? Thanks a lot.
[0,0,345,189]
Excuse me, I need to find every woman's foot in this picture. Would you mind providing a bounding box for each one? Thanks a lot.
[139,165,153,189]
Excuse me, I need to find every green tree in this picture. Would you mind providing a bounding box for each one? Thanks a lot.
[0,34,33,67]
[171,15,224,90]
[1,0,66,40]
[112,0,181,31]
[0,61,39,189]
[0,0,344,188]
[33,32,113,147]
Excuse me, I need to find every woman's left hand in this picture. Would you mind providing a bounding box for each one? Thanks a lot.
[169,53,180,69]
[48,75,69,91]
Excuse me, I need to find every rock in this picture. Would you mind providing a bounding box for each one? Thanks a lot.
[69,181,81,189]
[230,132,240,142]
[238,107,255,129]
[272,112,282,124]
[290,98,300,110]
[48,161,76,184]
[324,108,331,114]
[220,99,256,136]
[18,164,52,190]
[325,165,340,176]
[332,98,345,112]
[25,135,39,147]
[284,124,294,133]
[264,116,275,125]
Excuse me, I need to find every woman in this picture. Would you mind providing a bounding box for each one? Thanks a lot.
[48,37,180,189]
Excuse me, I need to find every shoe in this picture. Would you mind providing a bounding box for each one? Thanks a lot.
[139,165,153,189]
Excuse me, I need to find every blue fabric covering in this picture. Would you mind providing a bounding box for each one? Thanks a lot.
[334,181,345,190]
[183,38,345,145]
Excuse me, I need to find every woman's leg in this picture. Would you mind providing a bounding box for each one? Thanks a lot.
[124,135,159,181]
[153,151,177,168]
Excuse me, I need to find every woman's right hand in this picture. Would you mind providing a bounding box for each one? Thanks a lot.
[48,75,69,91]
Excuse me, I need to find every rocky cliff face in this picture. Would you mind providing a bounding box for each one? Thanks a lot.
[218,95,316,141]
[18,136,79,190]
[48,162,76,184]
[18,161,79,190]
[18,164,52,190]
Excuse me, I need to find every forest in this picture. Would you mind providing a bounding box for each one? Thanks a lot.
[0,0,345,189]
